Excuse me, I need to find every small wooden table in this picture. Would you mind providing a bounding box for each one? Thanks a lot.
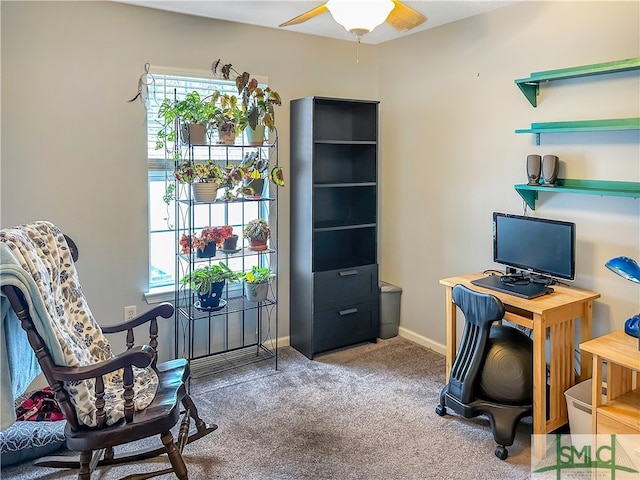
[440,273,600,438]
[580,330,640,435]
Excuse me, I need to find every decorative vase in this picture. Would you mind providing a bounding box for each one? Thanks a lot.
[248,238,268,251]
[244,178,265,198]
[180,123,207,145]
[196,242,216,258]
[222,234,239,251]
[192,182,219,203]
[245,125,266,145]
[244,281,269,302]
[198,281,225,309]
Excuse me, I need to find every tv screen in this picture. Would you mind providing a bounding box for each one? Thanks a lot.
[493,212,576,281]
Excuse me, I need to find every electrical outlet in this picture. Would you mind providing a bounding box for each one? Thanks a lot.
[124,305,137,321]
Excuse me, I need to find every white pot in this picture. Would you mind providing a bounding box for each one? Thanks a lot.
[244,281,269,302]
[192,182,219,203]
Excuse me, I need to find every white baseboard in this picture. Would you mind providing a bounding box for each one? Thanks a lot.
[398,327,446,356]
[272,331,444,356]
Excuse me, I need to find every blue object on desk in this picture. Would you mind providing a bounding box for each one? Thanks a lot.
[605,256,640,339]
[624,314,640,338]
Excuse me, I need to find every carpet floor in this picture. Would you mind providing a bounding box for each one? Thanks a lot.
[0,337,532,479]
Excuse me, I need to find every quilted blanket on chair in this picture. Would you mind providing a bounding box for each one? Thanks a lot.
[0,221,158,428]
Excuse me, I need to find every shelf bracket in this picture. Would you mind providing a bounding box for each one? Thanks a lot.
[514,186,538,210]
[515,82,539,107]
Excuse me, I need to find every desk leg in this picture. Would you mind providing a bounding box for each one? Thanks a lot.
[591,354,602,434]
[578,301,594,382]
[445,286,456,383]
[532,313,546,436]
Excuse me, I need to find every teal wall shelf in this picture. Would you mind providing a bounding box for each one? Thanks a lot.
[514,57,640,107]
[515,117,640,145]
[514,179,640,210]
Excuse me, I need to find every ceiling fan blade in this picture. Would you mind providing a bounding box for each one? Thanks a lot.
[279,3,329,27]
[386,0,427,32]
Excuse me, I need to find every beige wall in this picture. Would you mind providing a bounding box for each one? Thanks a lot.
[1,1,638,360]
[378,1,639,351]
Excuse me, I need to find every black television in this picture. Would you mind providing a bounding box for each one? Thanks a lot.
[493,212,576,281]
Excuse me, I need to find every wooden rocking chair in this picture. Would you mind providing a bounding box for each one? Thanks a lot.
[0,222,217,479]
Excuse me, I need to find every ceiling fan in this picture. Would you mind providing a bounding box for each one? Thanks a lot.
[279,0,427,38]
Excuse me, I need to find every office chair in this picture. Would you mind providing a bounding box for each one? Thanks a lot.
[0,221,217,479]
[435,284,533,460]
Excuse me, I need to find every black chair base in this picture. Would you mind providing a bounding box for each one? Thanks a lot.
[436,392,531,460]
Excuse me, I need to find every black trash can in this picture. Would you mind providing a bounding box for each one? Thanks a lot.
[379,281,402,339]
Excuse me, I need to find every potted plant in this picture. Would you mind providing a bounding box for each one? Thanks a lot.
[180,262,240,309]
[240,265,271,302]
[173,160,223,203]
[212,59,282,145]
[156,91,214,148]
[239,151,285,198]
[243,218,270,251]
[240,77,282,145]
[209,91,246,145]
[180,225,234,258]
[218,163,249,201]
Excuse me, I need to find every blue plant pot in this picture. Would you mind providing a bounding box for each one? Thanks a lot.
[196,243,217,258]
[199,281,225,308]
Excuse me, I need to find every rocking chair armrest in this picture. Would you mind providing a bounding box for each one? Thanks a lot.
[101,303,174,333]
[49,345,155,381]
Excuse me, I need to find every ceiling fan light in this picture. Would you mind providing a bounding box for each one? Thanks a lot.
[326,0,394,35]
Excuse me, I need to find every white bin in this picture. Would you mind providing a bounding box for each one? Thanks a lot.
[379,282,402,339]
[564,379,604,450]
[565,379,593,432]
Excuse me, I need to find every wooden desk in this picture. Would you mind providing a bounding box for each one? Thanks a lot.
[440,273,600,437]
[580,330,640,435]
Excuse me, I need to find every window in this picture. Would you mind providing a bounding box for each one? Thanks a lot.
[146,68,264,291]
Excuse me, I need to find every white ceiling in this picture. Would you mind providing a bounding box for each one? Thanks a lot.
[115,1,519,45]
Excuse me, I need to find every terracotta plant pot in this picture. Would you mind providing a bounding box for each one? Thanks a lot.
[217,123,236,145]
[180,123,207,145]
[248,239,268,251]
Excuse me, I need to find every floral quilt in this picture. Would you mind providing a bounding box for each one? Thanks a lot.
[0,221,158,427]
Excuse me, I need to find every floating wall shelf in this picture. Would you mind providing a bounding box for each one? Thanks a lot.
[514,57,640,107]
[514,179,640,210]
[515,118,640,145]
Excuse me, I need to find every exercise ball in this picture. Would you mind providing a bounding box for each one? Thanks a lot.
[478,325,533,405]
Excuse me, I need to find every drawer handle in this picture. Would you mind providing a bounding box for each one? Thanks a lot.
[339,308,358,316]
[339,270,358,277]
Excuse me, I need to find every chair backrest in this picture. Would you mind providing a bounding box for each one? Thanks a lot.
[0,222,157,430]
[448,284,505,404]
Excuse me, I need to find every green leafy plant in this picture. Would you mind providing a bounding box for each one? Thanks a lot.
[243,218,270,242]
[239,151,285,197]
[240,266,271,284]
[180,262,240,296]
[209,91,246,137]
[173,160,222,184]
[156,91,215,150]
[212,59,282,130]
